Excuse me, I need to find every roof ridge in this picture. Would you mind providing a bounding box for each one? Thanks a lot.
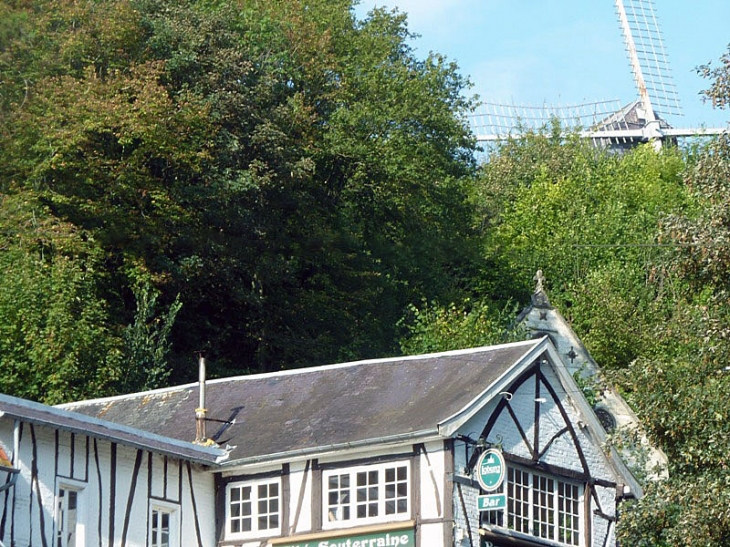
[59,339,542,408]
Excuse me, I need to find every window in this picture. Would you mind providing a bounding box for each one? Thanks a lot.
[54,485,83,547]
[226,478,281,539]
[481,466,582,546]
[324,462,409,527]
[149,502,179,547]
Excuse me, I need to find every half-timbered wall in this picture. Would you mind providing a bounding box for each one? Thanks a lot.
[452,355,620,547]
[0,419,216,547]
[215,440,451,547]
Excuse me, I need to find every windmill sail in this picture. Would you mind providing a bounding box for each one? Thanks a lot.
[470,0,726,147]
[616,0,682,121]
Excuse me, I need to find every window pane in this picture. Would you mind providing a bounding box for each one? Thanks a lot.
[507,468,529,533]
[56,488,81,547]
[533,475,555,540]
[327,473,351,522]
[557,481,580,546]
[356,469,379,518]
[258,485,275,530]
[329,464,409,524]
[229,484,254,535]
[151,508,174,547]
[384,465,408,516]
[504,467,581,546]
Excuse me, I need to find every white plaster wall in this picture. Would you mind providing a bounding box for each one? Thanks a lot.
[419,440,446,523]
[451,358,624,547]
[0,418,217,547]
[288,459,314,536]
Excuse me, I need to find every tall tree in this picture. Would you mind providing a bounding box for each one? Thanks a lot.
[0,0,480,394]
[612,46,730,546]
[616,112,730,547]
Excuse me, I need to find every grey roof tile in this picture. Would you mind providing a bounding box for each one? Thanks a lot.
[62,340,541,463]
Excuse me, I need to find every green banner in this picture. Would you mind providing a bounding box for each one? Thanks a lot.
[278,527,414,547]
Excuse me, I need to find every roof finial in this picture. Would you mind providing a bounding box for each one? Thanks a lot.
[534,270,545,293]
[531,270,552,309]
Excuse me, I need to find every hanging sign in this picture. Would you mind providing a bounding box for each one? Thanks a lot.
[478,493,507,511]
[475,448,506,491]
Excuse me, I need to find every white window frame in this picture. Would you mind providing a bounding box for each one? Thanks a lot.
[225,477,281,540]
[148,500,180,547]
[481,466,583,547]
[322,461,410,530]
[53,480,85,547]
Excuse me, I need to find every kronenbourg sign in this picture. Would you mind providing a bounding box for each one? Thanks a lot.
[475,448,506,492]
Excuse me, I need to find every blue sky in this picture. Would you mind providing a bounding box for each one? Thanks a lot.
[354,1,730,130]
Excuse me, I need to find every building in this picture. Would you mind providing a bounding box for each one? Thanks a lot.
[1,330,642,547]
[0,392,226,547]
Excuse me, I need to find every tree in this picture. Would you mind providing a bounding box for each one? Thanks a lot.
[0,0,481,394]
[615,49,730,545]
[399,299,523,355]
[698,45,730,111]
[472,132,690,369]
[0,192,124,404]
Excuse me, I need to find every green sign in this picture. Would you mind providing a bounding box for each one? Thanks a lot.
[478,493,506,511]
[278,528,414,547]
[475,448,506,491]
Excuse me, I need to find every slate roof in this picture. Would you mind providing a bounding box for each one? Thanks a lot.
[0,394,227,465]
[61,340,542,465]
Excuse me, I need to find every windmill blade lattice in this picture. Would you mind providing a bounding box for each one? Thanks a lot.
[470,100,644,145]
[469,1,726,148]
[616,0,682,119]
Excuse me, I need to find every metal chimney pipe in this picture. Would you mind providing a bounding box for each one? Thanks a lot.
[195,355,207,444]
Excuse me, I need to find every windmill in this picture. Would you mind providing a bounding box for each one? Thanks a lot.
[469,0,727,149]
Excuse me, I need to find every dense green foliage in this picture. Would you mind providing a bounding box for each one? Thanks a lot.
[614,134,730,546]
[1,0,478,398]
